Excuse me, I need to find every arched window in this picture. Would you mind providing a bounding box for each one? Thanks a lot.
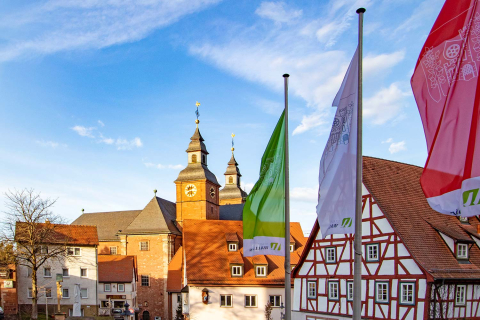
[191,154,197,163]
[229,176,233,184]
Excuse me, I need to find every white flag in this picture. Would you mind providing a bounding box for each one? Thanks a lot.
[317,48,358,239]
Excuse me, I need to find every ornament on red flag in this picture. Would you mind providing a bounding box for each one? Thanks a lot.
[411,0,480,217]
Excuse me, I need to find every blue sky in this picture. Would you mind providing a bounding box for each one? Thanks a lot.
[0,0,444,234]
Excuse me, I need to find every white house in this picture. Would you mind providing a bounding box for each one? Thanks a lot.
[168,219,307,320]
[97,255,137,314]
[293,157,480,320]
[16,223,99,317]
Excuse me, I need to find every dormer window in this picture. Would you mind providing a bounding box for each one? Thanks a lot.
[255,265,267,277]
[228,243,237,252]
[231,265,243,277]
[457,243,469,259]
[290,243,295,252]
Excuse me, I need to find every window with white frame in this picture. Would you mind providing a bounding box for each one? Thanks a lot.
[62,268,69,277]
[456,285,466,306]
[67,247,81,256]
[347,281,354,301]
[399,282,415,305]
[28,288,32,299]
[269,295,281,307]
[110,246,117,255]
[118,284,125,292]
[228,243,237,251]
[245,295,257,307]
[231,265,243,277]
[325,247,336,263]
[45,287,52,298]
[44,267,51,277]
[80,288,88,299]
[328,281,339,300]
[375,282,389,303]
[104,283,111,292]
[80,268,87,277]
[307,281,317,299]
[62,288,69,298]
[457,243,469,259]
[255,265,267,277]
[220,294,233,307]
[41,245,48,254]
[366,243,380,262]
[139,241,149,251]
[290,244,295,252]
[141,275,150,287]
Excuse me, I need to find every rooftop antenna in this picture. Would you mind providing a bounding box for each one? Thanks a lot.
[195,101,200,127]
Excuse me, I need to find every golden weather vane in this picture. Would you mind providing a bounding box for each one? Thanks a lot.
[231,133,235,152]
[195,101,200,126]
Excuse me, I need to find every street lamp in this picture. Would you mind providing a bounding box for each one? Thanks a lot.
[122,302,134,320]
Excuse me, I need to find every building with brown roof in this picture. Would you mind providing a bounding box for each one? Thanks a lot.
[293,157,480,320]
[16,223,99,317]
[167,219,306,320]
[97,255,137,314]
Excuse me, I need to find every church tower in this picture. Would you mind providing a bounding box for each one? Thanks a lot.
[219,134,248,205]
[174,103,220,226]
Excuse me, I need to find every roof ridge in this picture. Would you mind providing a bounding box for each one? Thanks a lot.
[363,155,422,169]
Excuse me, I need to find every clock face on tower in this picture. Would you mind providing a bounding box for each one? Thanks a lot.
[210,187,215,198]
[185,184,197,197]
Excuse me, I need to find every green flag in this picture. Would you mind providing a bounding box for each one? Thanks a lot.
[243,110,285,257]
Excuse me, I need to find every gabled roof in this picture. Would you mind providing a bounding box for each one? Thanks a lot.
[16,222,98,246]
[294,156,480,280]
[362,156,480,280]
[183,219,306,286]
[122,197,180,235]
[72,210,141,241]
[98,255,135,283]
[167,247,183,292]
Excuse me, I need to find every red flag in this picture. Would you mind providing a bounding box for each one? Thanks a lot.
[411,0,480,217]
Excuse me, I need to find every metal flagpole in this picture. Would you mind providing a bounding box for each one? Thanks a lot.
[283,73,291,320]
[353,7,365,320]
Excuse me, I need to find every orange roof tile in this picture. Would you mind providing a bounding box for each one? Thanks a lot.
[225,232,239,242]
[252,255,268,265]
[167,247,183,292]
[15,222,98,245]
[183,219,306,286]
[98,255,135,283]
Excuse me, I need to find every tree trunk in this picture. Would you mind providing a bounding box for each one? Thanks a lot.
[31,268,38,320]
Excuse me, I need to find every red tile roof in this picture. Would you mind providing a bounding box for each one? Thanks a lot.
[183,219,306,286]
[295,157,480,280]
[15,222,98,245]
[98,255,135,283]
[167,247,183,292]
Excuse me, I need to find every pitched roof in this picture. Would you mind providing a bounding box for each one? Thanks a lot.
[362,156,480,280]
[122,197,180,235]
[15,222,98,246]
[167,247,183,292]
[219,204,244,221]
[183,219,306,286]
[98,255,135,283]
[71,210,141,241]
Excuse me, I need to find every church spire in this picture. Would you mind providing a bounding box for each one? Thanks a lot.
[219,133,247,205]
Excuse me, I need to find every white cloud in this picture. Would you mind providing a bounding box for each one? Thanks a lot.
[255,98,282,115]
[36,140,66,148]
[363,51,405,76]
[115,137,142,150]
[97,120,105,127]
[144,162,184,170]
[316,17,352,48]
[291,187,317,202]
[71,125,95,138]
[0,0,222,62]
[389,141,407,154]
[382,138,393,144]
[293,111,329,135]
[241,182,255,193]
[394,0,444,35]
[255,2,302,23]
[363,83,411,125]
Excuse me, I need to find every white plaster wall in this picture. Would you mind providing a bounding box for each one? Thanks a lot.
[17,245,98,307]
[98,282,135,307]
[188,286,292,320]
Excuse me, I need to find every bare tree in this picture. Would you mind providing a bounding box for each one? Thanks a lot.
[264,302,273,320]
[2,189,68,320]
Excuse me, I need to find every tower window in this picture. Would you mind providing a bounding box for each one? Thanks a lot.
[202,155,206,164]
[191,154,197,163]
[229,176,233,184]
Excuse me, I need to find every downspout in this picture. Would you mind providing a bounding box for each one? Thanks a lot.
[96,245,98,316]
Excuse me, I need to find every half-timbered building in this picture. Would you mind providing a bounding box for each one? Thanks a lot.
[293,156,480,320]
